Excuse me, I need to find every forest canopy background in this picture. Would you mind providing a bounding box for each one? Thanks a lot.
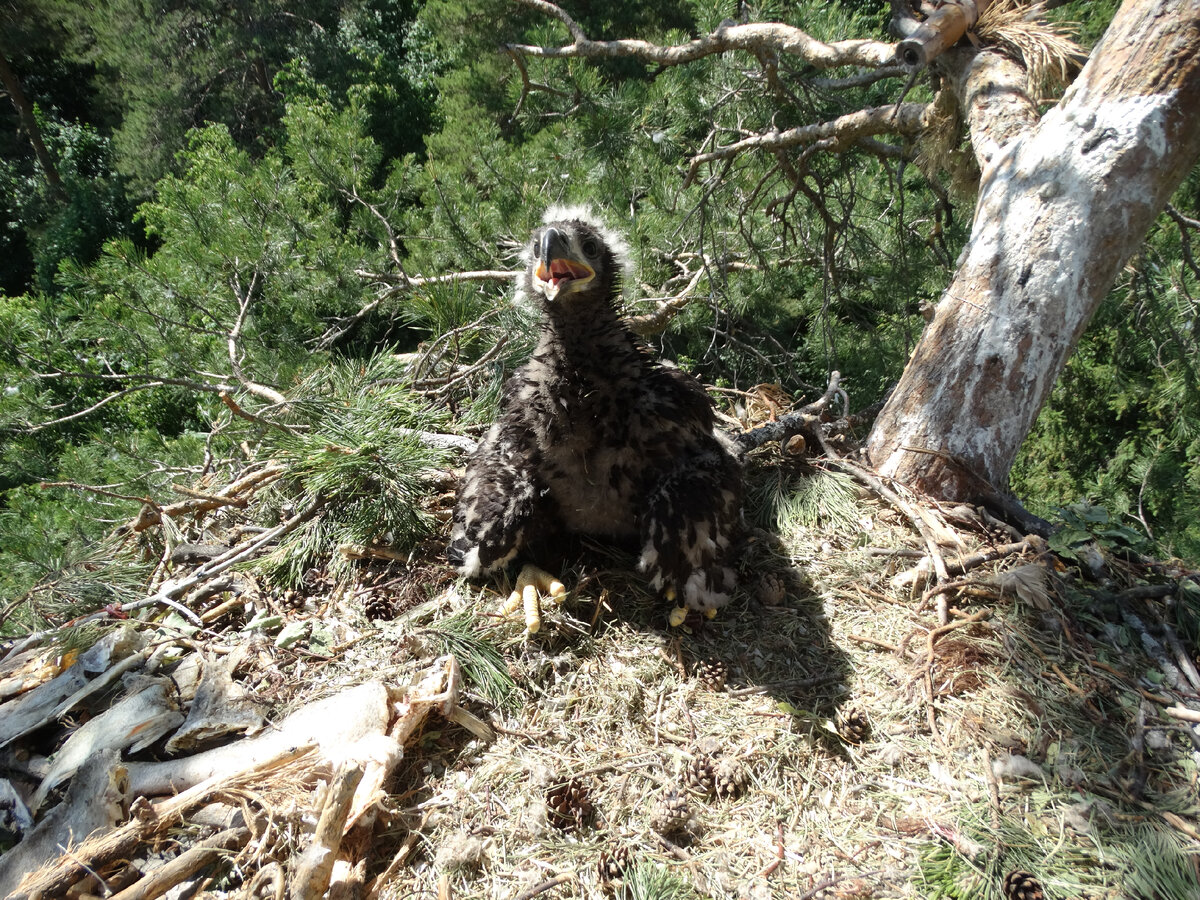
[1,0,1198,629]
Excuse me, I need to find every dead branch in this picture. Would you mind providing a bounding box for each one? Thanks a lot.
[326,270,514,348]
[354,268,516,291]
[290,762,365,900]
[10,744,316,900]
[219,391,304,434]
[833,456,956,610]
[508,0,895,70]
[684,103,927,187]
[121,499,322,622]
[125,462,287,533]
[40,480,156,506]
[512,872,577,900]
[897,0,991,70]
[19,381,169,434]
[506,47,573,116]
[734,370,844,451]
[108,825,251,900]
[627,257,756,336]
[891,538,1043,590]
[227,268,288,408]
[813,65,909,90]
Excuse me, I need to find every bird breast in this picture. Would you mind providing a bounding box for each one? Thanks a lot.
[540,439,642,538]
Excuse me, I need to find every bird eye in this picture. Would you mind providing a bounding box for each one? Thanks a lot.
[581,238,599,258]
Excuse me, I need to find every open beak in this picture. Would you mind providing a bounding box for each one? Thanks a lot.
[534,227,595,299]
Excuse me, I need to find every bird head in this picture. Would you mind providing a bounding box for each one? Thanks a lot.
[521,207,629,307]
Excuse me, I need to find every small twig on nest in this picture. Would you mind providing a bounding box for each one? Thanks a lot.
[795,871,884,900]
[1119,606,1195,696]
[892,539,1041,590]
[831,456,954,618]
[920,608,991,747]
[13,745,317,898]
[291,762,366,900]
[108,826,251,900]
[756,820,785,878]
[511,872,576,900]
[123,462,288,533]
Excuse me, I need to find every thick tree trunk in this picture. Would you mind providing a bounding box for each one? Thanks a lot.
[865,0,1200,502]
[0,42,65,198]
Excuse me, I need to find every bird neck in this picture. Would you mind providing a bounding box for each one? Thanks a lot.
[536,292,645,378]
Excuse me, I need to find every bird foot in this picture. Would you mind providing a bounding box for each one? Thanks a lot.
[666,587,721,628]
[500,563,567,634]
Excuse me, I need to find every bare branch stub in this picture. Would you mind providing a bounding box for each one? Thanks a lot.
[895,1,991,70]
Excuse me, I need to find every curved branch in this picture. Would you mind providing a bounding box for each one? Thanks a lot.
[19,382,167,434]
[508,0,895,70]
[684,102,928,187]
[227,267,288,408]
[627,258,756,336]
[323,269,516,348]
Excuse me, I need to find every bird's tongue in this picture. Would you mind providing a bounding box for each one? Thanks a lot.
[547,258,591,286]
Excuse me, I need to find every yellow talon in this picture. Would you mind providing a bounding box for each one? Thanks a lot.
[703,607,718,620]
[523,583,541,634]
[668,606,688,627]
[498,564,568,633]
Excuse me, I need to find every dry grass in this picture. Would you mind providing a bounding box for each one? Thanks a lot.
[306,458,1200,900]
[974,0,1086,100]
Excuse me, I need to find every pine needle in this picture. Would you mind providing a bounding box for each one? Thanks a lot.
[768,468,863,538]
[421,612,517,710]
[621,861,701,900]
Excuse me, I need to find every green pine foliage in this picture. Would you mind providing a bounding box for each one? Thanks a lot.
[256,354,452,587]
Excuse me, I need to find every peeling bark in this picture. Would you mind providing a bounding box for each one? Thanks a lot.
[866,0,1200,501]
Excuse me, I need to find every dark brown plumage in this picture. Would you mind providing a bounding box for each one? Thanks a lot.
[448,207,742,630]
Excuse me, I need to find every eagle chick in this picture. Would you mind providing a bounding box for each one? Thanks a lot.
[448,208,743,630]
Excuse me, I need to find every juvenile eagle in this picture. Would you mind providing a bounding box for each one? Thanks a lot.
[448,207,743,631]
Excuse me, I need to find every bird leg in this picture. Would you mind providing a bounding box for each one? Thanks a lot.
[500,563,567,634]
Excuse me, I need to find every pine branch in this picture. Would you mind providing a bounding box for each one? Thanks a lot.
[508,0,896,70]
[684,104,928,187]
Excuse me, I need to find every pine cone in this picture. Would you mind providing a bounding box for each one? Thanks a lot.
[837,706,871,744]
[649,789,691,835]
[714,757,748,798]
[686,753,717,795]
[694,657,728,690]
[361,592,396,621]
[1003,870,1044,900]
[546,777,594,831]
[597,844,633,884]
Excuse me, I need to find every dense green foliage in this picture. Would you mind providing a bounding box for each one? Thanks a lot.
[1,0,1197,631]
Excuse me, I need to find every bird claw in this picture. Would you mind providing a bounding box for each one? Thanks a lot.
[501,563,567,634]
